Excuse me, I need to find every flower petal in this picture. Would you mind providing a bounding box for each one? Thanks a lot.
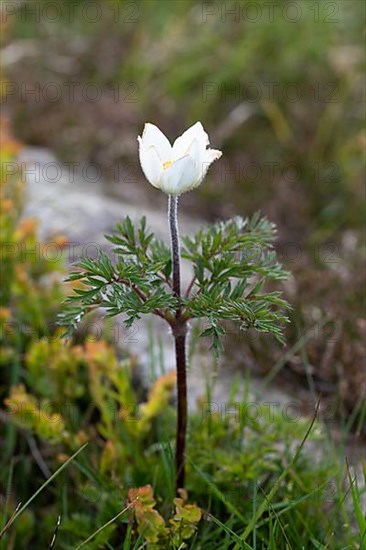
[140,123,172,161]
[199,148,222,181]
[172,121,208,160]
[138,137,163,188]
[161,145,201,195]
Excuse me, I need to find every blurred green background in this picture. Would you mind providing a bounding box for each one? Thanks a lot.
[3,0,364,411]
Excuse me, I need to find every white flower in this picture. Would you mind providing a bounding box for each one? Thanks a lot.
[137,122,222,195]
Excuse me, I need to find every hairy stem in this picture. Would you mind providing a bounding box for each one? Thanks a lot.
[168,194,187,492]
[169,195,181,311]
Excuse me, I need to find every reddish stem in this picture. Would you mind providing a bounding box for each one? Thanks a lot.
[168,194,187,493]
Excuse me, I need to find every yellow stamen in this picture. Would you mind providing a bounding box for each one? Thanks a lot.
[163,160,173,170]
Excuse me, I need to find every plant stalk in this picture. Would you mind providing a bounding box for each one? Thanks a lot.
[168,194,187,492]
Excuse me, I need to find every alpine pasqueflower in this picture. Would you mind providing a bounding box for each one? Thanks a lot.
[138,122,222,195]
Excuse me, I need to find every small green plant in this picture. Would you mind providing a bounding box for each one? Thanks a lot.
[128,485,201,549]
[62,122,290,493]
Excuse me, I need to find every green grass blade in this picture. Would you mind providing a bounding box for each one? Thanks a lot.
[1,458,14,529]
[206,513,253,549]
[0,442,88,540]
[260,319,329,389]
[346,458,366,543]
[188,460,247,524]
[75,502,133,549]
[233,399,321,548]
[122,522,133,550]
